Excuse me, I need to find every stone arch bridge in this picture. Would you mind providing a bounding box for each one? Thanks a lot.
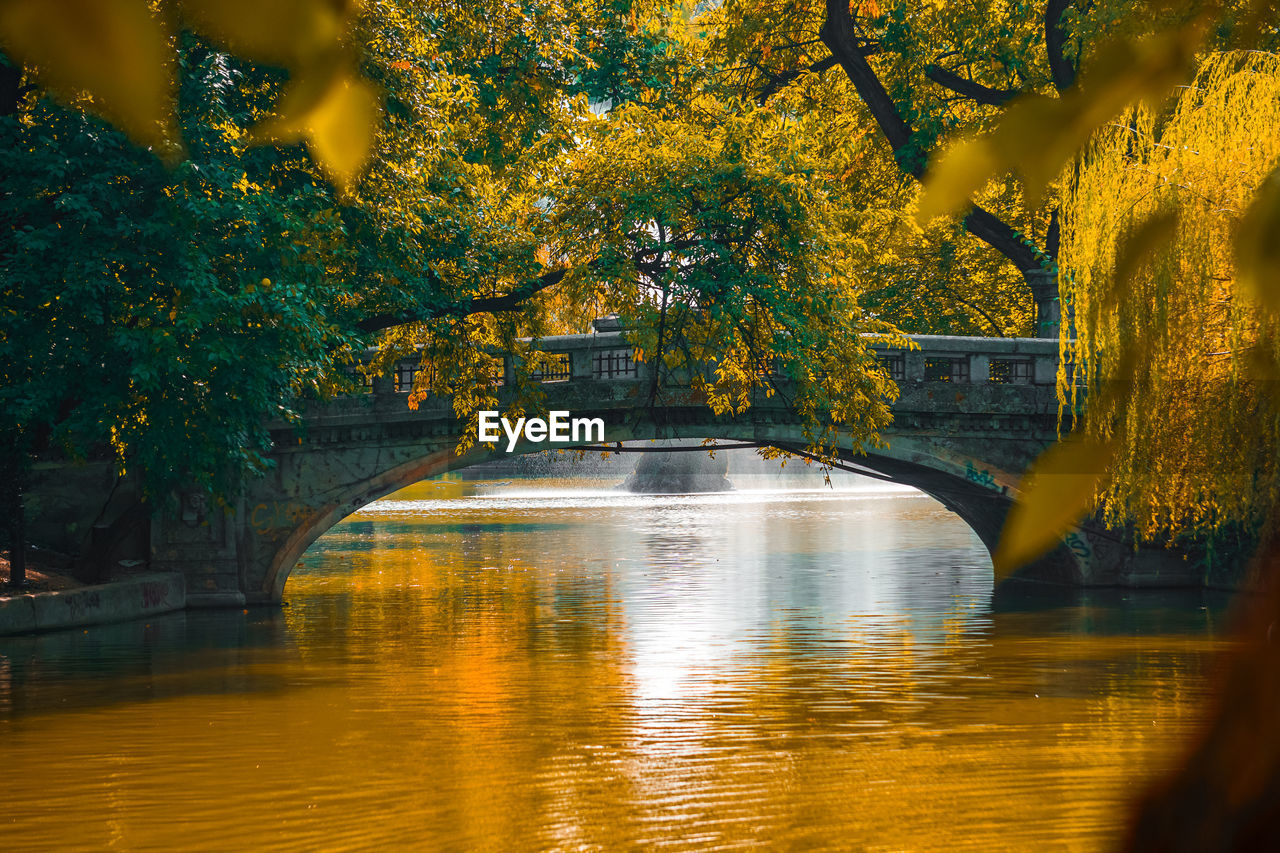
[30,331,1198,606]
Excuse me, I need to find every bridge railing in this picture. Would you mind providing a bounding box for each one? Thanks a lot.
[354,331,1063,395]
[875,334,1061,386]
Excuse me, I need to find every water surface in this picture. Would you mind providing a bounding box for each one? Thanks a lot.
[1,479,1235,851]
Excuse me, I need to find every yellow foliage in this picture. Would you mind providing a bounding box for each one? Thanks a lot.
[1060,51,1280,542]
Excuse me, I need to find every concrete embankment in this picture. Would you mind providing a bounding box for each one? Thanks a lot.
[0,573,185,636]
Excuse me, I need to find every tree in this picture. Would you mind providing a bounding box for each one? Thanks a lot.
[544,99,901,446]
[355,3,902,455]
[704,0,1063,333]
[1052,52,1280,547]
[0,42,365,583]
[2,0,907,588]
[703,1,1280,340]
[0,0,391,585]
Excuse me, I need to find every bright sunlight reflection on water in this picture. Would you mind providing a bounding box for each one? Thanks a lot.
[2,475,1236,851]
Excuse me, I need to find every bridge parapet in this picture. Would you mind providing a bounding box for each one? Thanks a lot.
[362,331,1066,396]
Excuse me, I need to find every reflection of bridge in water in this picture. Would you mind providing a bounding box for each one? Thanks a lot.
[34,331,1201,607]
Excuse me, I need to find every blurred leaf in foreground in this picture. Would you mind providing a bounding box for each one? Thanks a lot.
[179,0,380,192]
[178,0,349,68]
[0,0,179,156]
[0,0,380,190]
[1106,210,1180,314]
[251,66,381,196]
[992,436,1117,580]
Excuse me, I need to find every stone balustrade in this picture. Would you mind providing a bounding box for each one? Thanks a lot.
[359,330,1064,395]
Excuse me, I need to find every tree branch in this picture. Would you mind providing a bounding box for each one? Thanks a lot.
[963,206,1042,273]
[1045,0,1077,93]
[819,0,916,166]
[355,238,706,334]
[0,63,34,117]
[1046,207,1060,261]
[756,55,839,104]
[818,0,1058,327]
[355,268,569,333]
[932,271,1006,335]
[924,65,1019,106]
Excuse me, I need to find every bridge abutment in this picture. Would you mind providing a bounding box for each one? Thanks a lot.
[150,492,246,607]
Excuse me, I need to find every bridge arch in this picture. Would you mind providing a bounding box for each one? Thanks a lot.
[247,419,1087,605]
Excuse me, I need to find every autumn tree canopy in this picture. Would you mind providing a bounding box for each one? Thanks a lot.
[0,0,900,508]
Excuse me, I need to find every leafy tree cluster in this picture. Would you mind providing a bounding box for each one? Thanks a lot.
[5,0,1280,579]
[0,0,901,576]
[0,44,358,498]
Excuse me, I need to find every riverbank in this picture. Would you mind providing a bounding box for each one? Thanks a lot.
[0,565,82,595]
[0,572,185,636]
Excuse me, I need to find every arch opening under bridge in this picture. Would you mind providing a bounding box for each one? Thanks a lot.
[254,427,1040,604]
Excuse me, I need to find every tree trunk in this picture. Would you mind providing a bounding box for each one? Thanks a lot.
[1,61,24,117]
[8,494,25,588]
[819,0,1061,339]
[2,64,31,587]
[1025,269,1060,338]
[5,468,26,588]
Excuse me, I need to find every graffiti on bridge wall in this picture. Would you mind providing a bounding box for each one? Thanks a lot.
[1064,532,1092,561]
[62,591,102,619]
[140,580,171,609]
[964,460,1000,491]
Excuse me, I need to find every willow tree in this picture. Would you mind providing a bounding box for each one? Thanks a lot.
[1058,51,1280,550]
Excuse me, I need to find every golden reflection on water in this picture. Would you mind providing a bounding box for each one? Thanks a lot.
[1,480,1233,851]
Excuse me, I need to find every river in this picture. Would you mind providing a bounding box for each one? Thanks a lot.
[1,476,1236,851]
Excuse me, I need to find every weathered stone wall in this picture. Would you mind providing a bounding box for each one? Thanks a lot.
[0,573,184,636]
[24,461,149,584]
